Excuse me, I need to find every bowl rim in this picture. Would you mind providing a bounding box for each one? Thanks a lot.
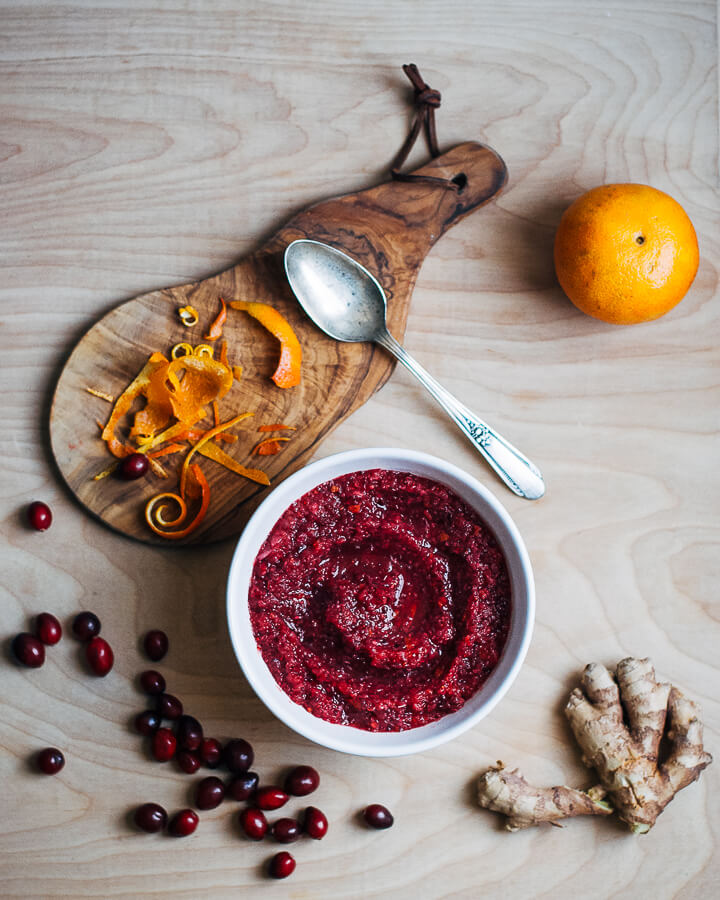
[226,447,535,757]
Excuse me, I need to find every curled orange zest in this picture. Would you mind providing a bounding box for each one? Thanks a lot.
[180,413,253,496]
[258,424,296,432]
[86,387,114,402]
[148,457,169,478]
[198,440,270,487]
[204,298,227,341]
[229,300,302,388]
[219,340,229,367]
[178,306,199,327]
[212,400,220,428]
[145,463,210,540]
[232,365,243,380]
[253,437,291,456]
[101,353,169,458]
[147,443,185,459]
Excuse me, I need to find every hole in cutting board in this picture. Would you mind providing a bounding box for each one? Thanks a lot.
[452,172,468,191]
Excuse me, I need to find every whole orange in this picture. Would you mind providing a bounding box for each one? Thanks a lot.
[553,184,699,324]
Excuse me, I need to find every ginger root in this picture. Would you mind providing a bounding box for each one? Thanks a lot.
[478,658,712,834]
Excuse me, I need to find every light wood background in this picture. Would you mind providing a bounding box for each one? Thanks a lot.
[1,1,718,898]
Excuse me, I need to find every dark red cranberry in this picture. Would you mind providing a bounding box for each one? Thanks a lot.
[35,613,62,646]
[28,501,52,531]
[239,807,267,840]
[72,611,101,641]
[143,629,168,662]
[135,710,160,736]
[227,771,259,802]
[363,804,394,829]
[134,802,167,833]
[195,776,225,810]
[176,751,201,774]
[12,633,45,668]
[175,715,203,751]
[285,764,319,796]
[222,738,254,773]
[119,453,149,481]
[86,636,114,676]
[168,808,198,837]
[271,818,301,843]
[37,747,64,775]
[199,738,222,768]
[268,851,296,879]
[139,670,165,695]
[303,806,328,840]
[155,693,182,720]
[256,786,289,811]
[151,727,177,762]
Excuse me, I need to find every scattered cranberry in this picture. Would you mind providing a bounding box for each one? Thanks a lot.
[28,501,52,531]
[155,693,182,720]
[35,613,62,646]
[139,670,165,695]
[119,453,149,481]
[303,806,328,840]
[175,715,203,751]
[363,804,394,829]
[168,808,198,837]
[134,802,167,833]
[256,786,289,811]
[272,818,301,843]
[176,751,201,774]
[268,851,296,879]
[285,765,319,796]
[199,738,222,768]
[86,636,114,676]
[227,771,259,802]
[143,630,168,662]
[135,710,161,736]
[195,776,225,810]
[72,611,101,641]
[223,738,254,773]
[239,807,268,840]
[151,727,177,762]
[12,633,45,668]
[37,747,65,775]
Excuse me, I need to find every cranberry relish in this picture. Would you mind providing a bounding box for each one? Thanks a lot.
[248,469,511,732]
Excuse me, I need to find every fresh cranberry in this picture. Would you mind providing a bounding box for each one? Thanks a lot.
[86,636,114,676]
[222,738,254,773]
[227,771,259,802]
[151,727,177,762]
[134,802,167,833]
[72,611,101,641]
[285,765,319,796]
[28,501,52,531]
[363,804,394,829]
[199,738,222,768]
[37,747,64,775]
[12,633,45,668]
[139,670,165,695]
[35,613,62,646]
[143,630,168,662]
[268,851,296,879]
[256,786,289,811]
[135,710,161,736]
[175,715,203,751]
[176,751,201,774]
[119,453,149,481]
[271,818,301,843]
[195,776,225,810]
[239,807,267,840]
[155,693,182,720]
[168,809,198,837]
[303,806,328,840]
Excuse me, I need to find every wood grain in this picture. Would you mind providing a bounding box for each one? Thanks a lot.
[1,1,718,898]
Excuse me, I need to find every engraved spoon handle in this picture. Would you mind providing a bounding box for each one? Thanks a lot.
[376,330,545,500]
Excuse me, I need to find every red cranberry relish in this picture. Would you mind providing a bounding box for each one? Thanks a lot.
[249,469,511,732]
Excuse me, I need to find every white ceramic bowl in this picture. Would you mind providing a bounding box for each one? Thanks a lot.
[226,448,535,757]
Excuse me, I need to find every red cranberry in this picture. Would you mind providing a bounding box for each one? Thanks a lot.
[35,613,62,646]
[239,807,267,840]
[256,786,289,811]
[268,851,296,879]
[134,802,167,833]
[139,670,165,695]
[227,771,259,802]
[195,776,225,810]
[72,611,101,641]
[151,727,177,762]
[199,738,222,768]
[37,747,65,775]
[155,693,182,720]
[222,738,254,773]
[176,751,201,774]
[143,630,168,662]
[28,500,52,531]
[168,808,198,837]
[135,710,161,736]
[119,453,149,481]
[285,765,319,796]
[175,715,203,751]
[303,806,328,840]
[86,636,114,676]
[12,633,45,668]
[363,804,394,829]
[271,818,301,843]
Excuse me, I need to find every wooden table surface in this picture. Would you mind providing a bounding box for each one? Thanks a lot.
[2,2,718,897]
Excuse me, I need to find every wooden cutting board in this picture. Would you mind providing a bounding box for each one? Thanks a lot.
[50,142,507,545]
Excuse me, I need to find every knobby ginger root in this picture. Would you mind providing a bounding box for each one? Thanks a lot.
[477,657,712,834]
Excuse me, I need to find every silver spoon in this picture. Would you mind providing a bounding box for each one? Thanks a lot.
[283,239,545,500]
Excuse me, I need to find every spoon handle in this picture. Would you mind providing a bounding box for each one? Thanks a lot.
[376,332,545,500]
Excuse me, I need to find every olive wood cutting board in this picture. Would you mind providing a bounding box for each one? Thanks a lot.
[50,142,507,545]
